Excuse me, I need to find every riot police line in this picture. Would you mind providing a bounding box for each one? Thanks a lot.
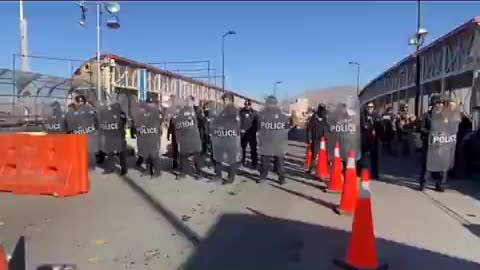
[42,93,291,185]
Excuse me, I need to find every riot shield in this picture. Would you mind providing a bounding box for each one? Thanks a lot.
[210,104,241,165]
[172,101,202,155]
[325,96,361,162]
[43,101,67,133]
[97,100,127,153]
[257,106,290,157]
[132,101,163,158]
[426,106,460,172]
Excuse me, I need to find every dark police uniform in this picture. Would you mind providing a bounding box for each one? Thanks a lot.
[257,96,290,184]
[239,101,259,167]
[132,101,164,178]
[172,105,204,179]
[360,108,382,178]
[210,103,241,184]
[65,103,99,169]
[306,104,329,173]
[97,103,128,175]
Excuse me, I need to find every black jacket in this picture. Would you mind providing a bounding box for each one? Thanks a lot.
[361,110,382,150]
[306,110,329,143]
[239,107,258,134]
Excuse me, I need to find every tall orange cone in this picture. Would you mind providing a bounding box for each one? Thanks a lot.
[334,150,359,215]
[0,244,8,270]
[334,182,389,270]
[325,142,343,193]
[361,168,371,183]
[316,137,329,180]
[305,143,312,170]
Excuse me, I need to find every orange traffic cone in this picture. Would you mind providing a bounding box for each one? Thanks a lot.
[361,168,371,183]
[0,244,8,270]
[325,142,343,193]
[316,137,329,180]
[334,150,359,215]
[305,144,312,170]
[334,182,388,270]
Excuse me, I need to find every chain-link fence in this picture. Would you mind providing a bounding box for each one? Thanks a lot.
[0,54,95,128]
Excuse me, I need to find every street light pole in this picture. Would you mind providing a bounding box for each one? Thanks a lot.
[409,0,427,116]
[78,1,121,104]
[221,30,236,92]
[273,81,282,97]
[96,3,102,104]
[349,61,360,95]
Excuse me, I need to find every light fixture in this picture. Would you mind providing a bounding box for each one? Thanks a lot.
[104,1,121,14]
[106,15,120,29]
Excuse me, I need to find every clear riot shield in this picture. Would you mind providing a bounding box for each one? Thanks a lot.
[426,106,460,172]
[210,104,241,165]
[325,96,361,162]
[257,106,290,157]
[43,100,67,133]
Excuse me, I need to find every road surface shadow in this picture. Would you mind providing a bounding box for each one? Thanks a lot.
[119,174,201,246]
[180,211,480,270]
[269,184,335,210]
[465,224,480,238]
[378,153,480,201]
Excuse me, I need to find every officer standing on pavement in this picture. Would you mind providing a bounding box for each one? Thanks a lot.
[210,92,241,184]
[305,103,329,174]
[360,102,382,179]
[239,99,259,168]
[172,96,204,180]
[97,95,128,175]
[44,101,67,134]
[65,94,99,169]
[420,94,460,191]
[132,97,165,178]
[381,106,396,155]
[257,96,290,184]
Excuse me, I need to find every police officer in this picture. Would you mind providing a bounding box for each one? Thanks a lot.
[257,96,290,184]
[396,103,415,156]
[97,96,128,175]
[132,98,164,178]
[210,92,241,184]
[239,99,259,168]
[44,101,67,133]
[195,101,210,157]
[172,96,204,180]
[65,95,99,169]
[360,102,382,179]
[306,103,329,174]
[419,94,460,192]
[381,106,396,155]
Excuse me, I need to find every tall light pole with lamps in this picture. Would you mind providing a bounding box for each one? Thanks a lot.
[78,1,121,104]
[408,0,428,116]
[273,81,282,98]
[221,30,236,92]
[348,61,360,95]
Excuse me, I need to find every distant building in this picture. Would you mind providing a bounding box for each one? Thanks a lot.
[288,97,309,116]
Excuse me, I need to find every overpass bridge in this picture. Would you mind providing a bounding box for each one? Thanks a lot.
[359,17,480,131]
[73,54,262,112]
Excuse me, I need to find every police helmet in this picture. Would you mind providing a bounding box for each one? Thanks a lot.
[430,94,442,106]
[265,95,278,105]
[222,92,235,103]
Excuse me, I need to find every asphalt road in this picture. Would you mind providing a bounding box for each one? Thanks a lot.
[1,138,480,270]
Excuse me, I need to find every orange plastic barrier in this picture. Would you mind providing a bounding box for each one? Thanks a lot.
[0,134,89,197]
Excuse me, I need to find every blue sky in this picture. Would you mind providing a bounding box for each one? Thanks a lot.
[0,1,479,101]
